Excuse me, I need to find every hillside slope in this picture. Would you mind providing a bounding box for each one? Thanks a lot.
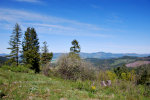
[85,56,150,69]
[0,68,149,100]
[0,56,8,66]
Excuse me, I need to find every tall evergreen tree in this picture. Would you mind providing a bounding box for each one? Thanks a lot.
[41,41,53,65]
[70,39,81,53]
[7,23,22,66]
[22,27,40,73]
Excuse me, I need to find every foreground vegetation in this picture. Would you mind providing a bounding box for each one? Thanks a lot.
[0,66,150,100]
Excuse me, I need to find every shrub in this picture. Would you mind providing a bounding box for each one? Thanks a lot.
[0,65,33,73]
[75,80,84,90]
[41,62,51,76]
[106,70,117,81]
[136,65,150,85]
[57,54,81,80]
[80,61,96,80]
[114,66,128,78]
[97,70,117,81]
[121,73,127,80]
[74,80,93,92]
[41,62,58,77]
[57,53,96,80]
[114,66,136,81]
[97,70,107,81]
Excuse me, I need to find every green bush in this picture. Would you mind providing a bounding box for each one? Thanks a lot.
[57,53,96,81]
[97,70,117,81]
[0,65,33,73]
[75,80,84,90]
[114,66,128,79]
[137,65,150,85]
[74,80,94,92]
[41,62,59,77]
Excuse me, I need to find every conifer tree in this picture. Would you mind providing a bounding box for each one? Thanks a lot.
[69,39,81,59]
[22,27,40,73]
[7,23,22,66]
[41,41,53,65]
[70,39,81,53]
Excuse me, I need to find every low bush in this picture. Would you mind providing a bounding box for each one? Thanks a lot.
[41,62,59,77]
[0,65,33,73]
[57,53,96,81]
[114,66,136,82]
[136,65,150,85]
[97,70,117,82]
[41,62,51,76]
[73,80,96,93]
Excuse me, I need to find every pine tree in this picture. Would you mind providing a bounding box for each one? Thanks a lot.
[7,23,22,66]
[69,39,81,60]
[70,39,81,53]
[22,27,40,73]
[41,41,53,65]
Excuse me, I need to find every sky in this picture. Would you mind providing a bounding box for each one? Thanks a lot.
[0,0,150,54]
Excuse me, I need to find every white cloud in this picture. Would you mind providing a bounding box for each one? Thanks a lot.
[15,0,41,3]
[0,8,111,37]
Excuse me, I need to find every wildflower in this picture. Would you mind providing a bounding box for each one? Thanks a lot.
[91,86,96,90]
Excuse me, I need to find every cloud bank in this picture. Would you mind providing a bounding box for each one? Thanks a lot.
[15,0,41,3]
[0,8,111,38]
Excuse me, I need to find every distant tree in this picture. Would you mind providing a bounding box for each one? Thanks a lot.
[41,41,53,65]
[114,65,128,78]
[70,39,81,54]
[7,23,22,66]
[137,65,150,85]
[22,27,40,73]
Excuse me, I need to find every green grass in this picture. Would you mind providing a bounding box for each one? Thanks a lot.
[0,68,149,100]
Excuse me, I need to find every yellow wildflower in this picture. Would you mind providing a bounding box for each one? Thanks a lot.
[91,86,96,90]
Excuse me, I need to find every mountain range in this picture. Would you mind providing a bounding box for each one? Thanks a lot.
[1,52,150,60]
[53,52,150,60]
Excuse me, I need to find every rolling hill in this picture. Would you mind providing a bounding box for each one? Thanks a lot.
[53,52,150,60]
[0,56,8,66]
[85,56,150,69]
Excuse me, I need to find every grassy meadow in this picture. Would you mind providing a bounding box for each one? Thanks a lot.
[0,67,149,100]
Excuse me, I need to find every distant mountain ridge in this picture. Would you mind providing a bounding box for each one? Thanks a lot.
[79,52,150,59]
[0,56,8,65]
[53,52,150,60]
[0,53,8,57]
[1,52,150,60]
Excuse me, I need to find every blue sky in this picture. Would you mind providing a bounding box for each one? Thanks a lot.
[0,0,150,54]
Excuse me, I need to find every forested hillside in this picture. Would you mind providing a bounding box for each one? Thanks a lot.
[85,56,150,69]
[0,56,8,66]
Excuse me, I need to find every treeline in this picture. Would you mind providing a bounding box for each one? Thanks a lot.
[6,23,53,73]
[5,23,82,73]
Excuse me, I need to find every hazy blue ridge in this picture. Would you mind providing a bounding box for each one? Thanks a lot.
[1,52,150,60]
